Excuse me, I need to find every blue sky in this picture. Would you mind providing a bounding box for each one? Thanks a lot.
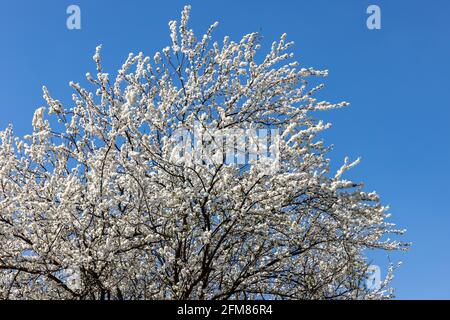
[0,0,449,299]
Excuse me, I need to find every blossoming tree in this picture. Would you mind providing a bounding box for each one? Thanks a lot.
[0,6,406,300]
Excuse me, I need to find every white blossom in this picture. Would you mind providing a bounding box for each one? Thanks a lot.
[0,7,407,300]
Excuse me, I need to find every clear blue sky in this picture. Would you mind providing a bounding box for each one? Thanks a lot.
[0,0,448,299]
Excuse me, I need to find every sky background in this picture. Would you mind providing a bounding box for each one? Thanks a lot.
[0,0,448,299]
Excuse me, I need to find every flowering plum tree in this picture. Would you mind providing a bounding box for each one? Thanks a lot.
[0,6,406,300]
